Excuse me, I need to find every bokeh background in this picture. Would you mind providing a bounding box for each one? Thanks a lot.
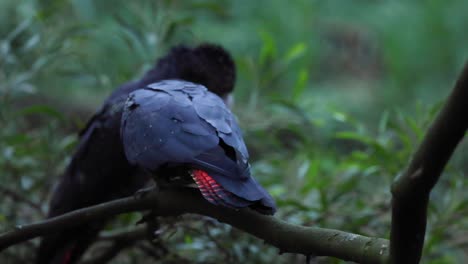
[1,0,467,263]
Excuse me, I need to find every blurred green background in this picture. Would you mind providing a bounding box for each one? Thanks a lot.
[1,0,467,263]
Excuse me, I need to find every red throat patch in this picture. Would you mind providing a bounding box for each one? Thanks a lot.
[191,169,230,205]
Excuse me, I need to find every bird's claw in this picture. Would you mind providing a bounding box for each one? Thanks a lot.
[136,211,156,225]
[136,211,161,243]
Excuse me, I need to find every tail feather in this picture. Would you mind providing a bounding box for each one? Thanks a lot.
[191,169,254,209]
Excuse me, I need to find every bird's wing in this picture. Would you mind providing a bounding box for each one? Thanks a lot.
[121,80,276,214]
[121,81,219,171]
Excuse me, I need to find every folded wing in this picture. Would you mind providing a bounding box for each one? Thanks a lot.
[121,80,276,214]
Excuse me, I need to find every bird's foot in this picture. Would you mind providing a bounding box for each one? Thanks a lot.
[136,211,156,225]
[135,211,161,243]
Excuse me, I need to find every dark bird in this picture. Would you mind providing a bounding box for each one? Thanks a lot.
[37,44,240,264]
[121,80,276,212]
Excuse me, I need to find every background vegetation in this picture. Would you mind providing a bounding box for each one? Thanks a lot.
[1,0,467,263]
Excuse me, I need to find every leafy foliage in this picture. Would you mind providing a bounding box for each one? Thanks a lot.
[1,0,467,263]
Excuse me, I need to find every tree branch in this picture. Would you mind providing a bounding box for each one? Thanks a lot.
[0,185,44,216]
[390,63,468,263]
[0,188,390,264]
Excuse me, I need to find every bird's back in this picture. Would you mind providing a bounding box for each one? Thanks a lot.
[121,80,276,214]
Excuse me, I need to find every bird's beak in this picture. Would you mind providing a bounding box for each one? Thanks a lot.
[222,93,234,109]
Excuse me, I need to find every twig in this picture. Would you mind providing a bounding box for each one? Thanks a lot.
[81,226,167,264]
[80,241,133,264]
[98,227,147,242]
[136,242,170,261]
[0,185,44,215]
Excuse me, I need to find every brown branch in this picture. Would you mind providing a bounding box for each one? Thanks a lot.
[0,188,390,264]
[389,62,468,263]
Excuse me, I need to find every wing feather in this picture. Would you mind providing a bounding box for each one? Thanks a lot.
[121,80,276,214]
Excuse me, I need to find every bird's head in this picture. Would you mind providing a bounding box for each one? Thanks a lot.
[182,44,236,97]
[142,43,236,105]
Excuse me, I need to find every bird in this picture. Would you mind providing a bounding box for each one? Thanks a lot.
[121,80,276,212]
[37,44,239,264]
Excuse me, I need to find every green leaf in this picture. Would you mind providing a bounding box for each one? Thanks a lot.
[19,105,65,121]
[184,235,193,244]
[404,115,424,140]
[292,68,308,102]
[284,42,306,64]
[259,30,277,66]
[335,131,374,145]
[378,110,390,134]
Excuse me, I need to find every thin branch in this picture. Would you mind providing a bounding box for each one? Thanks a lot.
[0,185,44,215]
[0,188,390,264]
[80,241,132,264]
[98,227,147,242]
[136,242,172,261]
[390,63,468,263]
[81,226,167,264]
